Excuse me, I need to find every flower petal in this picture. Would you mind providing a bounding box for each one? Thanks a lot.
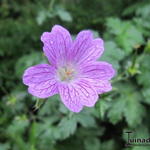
[58,79,98,112]
[75,80,98,106]
[88,79,112,94]
[80,61,115,80]
[78,38,104,64]
[79,61,115,94]
[23,64,58,98]
[71,30,104,64]
[41,25,72,66]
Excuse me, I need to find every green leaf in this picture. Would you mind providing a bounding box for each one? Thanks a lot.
[84,138,101,150]
[142,88,150,104]
[137,54,150,87]
[101,140,116,150]
[97,100,111,119]
[138,71,150,87]
[0,143,10,150]
[107,98,125,124]
[132,147,150,150]
[38,95,60,116]
[15,52,46,77]
[124,98,145,127]
[117,25,144,53]
[36,10,48,25]
[107,83,145,127]
[56,6,72,22]
[105,18,144,54]
[144,40,150,53]
[100,41,125,70]
[136,3,150,18]
[136,55,150,104]
[7,115,29,136]
[75,113,96,128]
[58,117,77,139]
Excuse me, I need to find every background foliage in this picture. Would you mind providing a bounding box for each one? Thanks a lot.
[0,0,150,150]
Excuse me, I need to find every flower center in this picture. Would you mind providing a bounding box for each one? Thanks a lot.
[57,65,76,82]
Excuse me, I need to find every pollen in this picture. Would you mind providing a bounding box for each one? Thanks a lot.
[66,71,72,76]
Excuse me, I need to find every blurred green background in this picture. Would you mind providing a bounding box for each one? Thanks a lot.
[0,0,150,150]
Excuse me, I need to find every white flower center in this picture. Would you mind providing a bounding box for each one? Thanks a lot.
[57,65,77,82]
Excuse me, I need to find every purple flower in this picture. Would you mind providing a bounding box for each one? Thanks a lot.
[23,25,115,112]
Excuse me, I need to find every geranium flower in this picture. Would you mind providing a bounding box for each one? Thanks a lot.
[23,25,115,112]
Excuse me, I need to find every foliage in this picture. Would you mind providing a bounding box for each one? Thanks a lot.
[0,0,150,150]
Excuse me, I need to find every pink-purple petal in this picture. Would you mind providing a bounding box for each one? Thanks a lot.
[28,83,57,98]
[23,64,58,98]
[71,30,93,62]
[58,83,83,112]
[75,80,98,107]
[71,30,104,64]
[80,61,115,80]
[78,38,104,64]
[58,79,98,112]
[41,25,72,66]
[88,79,112,94]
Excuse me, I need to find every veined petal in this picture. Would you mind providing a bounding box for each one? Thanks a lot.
[71,30,104,64]
[75,80,98,106]
[58,79,98,112]
[71,30,93,62]
[80,61,115,80]
[23,64,58,98]
[87,79,112,94]
[79,61,115,94]
[78,38,104,64]
[58,83,83,112]
[41,25,72,66]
